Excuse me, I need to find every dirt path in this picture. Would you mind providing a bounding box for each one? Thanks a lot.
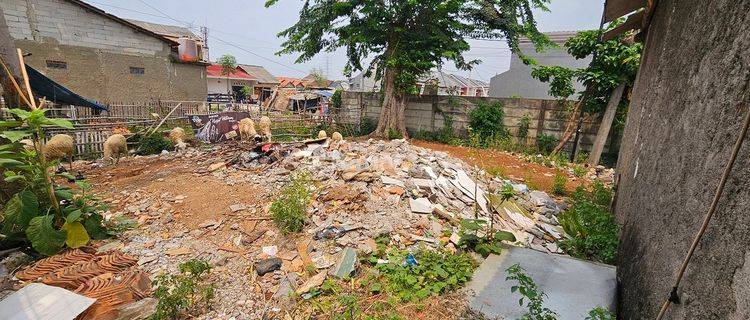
[412,140,586,193]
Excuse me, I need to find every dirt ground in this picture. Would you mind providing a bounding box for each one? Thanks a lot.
[412,140,586,193]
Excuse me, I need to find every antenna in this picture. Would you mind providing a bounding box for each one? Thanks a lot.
[200,26,209,61]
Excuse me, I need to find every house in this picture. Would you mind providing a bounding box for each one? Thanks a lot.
[348,69,488,97]
[237,64,278,102]
[0,0,207,103]
[206,64,256,102]
[489,31,591,99]
[127,19,208,63]
[277,77,306,89]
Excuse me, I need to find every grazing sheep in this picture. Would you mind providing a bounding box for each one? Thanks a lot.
[44,134,75,172]
[169,127,188,152]
[317,130,328,140]
[19,139,35,151]
[103,134,128,165]
[331,132,343,142]
[238,118,257,141]
[258,116,272,142]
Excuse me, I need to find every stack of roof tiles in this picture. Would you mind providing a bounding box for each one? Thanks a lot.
[15,248,151,320]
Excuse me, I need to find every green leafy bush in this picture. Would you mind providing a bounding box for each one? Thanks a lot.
[270,172,313,234]
[517,114,532,145]
[506,263,558,320]
[458,218,516,257]
[536,133,557,155]
[558,182,619,264]
[376,249,476,301]
[331,89,342,109]
[468,101,509,145]
[132,133,173,156]
[150,259,214,320]
[572,165,587,178]
[551,174,566,196]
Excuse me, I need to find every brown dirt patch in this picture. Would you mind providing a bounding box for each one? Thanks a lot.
[412,140,585,193]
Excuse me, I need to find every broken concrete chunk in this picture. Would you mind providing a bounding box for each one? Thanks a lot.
[409,197,434,214]
[380,175,405,187]
[330,247,357,279]
[262,246,279,257]
[112,297,158,320]
[229,204,247,212]
[255,257,283,276]
[208,162,226,172]
[296,271,327,294]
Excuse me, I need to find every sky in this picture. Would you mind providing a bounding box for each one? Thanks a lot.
[87,0,604,82]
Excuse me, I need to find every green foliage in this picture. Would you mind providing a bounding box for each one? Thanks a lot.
[586,307,616,320]
[359,117,377,136]
[150,259,214,320]
[536,133,557,155]
[1,108,109,255]
[217,54,237,77]
[458,218,516,257]
[375,249,476,301]
[437,113,456,144]
[331,89,342,109]
[132,133,174,156]
[468,101,509,145]
[270,172,313,234]
[551,173,566,196]
[558,182,618,264]
[387,127,403,140]
[572,165,587,178]
[517,114,532,145]
[506,263,558,320]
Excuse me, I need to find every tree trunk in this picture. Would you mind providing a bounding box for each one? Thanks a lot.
[371,66,409,139]
[551,99,584,154]
[587,83,626,165]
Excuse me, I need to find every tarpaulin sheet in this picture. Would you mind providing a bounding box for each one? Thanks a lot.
[25,64,107,111]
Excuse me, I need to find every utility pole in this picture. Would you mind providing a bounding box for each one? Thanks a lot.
[200,26,209,61]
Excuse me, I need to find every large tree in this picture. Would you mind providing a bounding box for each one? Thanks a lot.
[267,0,551,138]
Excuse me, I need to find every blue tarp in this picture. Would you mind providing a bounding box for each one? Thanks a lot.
[25,64,108,111]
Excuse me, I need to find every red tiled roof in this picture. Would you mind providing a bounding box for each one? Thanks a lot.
[206,64,255,80]
[277,76,305,88]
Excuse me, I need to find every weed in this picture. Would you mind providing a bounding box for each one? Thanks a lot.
[375,249,477,301]
[558,182,619,264]
[458,218,516,257]
[586,307,616,320]
[150,259,214,320]
[506,263,558,320]
[486,166,505,178]
[468,100,510,145]
[132,133,173,156]
[359,117,377,136]
[572,165,587,178]
[387,128,403,140]
[270,172,313,234]
[437,114,455,144]
[551,174,567,196]
[517,114,532,145]
[536,133,557,155]
[575,151,589,164]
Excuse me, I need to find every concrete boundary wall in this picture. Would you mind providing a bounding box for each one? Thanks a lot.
[339,91,606,152]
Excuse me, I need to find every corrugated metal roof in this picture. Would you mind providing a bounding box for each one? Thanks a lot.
[126,19,201,40]
[238,64,279,84]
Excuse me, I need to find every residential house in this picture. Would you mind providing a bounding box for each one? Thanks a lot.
[237,64,278,102]
[206,64,256,102]
[277,77,306,90]
[127,19,208,63]
[0,0,207,103]
[489,31,591,99]
[348,69,488,97]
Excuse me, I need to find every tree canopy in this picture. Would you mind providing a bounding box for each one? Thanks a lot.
[268,0,552,137]
[217,54,237,76]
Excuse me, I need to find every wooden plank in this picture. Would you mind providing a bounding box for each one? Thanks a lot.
[604,0,646,23]
[603,10,645,41]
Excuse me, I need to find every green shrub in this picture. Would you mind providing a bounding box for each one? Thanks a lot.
[506,263,558,320]
[536,133,557,155]
[270,172,313,234]
[551,174,567,196]
[331,89,342,109]
[387,128,403,140]
[517,114,532,145]
[376,249,477,301]
[468,101,509,145]
[558,182,619,264]
[359,117,377,136]
[150,259,214,320]
[437,113,455,144]
[133,133,173,156]
[572,165,587,178]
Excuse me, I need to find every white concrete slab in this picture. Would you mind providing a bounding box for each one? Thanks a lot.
[0,283,96,320]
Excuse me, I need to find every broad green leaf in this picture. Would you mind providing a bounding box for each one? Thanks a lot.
[66,209,83,222]
[83,213,109,240]
[5,108,31,119]
[62,221,90,248]
[54,188,74,200]
[0,158,24,168]
[26,215,66,256]
[494,231,517,242]
[43,118,74,129]
[74,180,92,191]
[0,130,31,142]
[2,190,39,236]
[4,175,24,183]
[0,120,22,128]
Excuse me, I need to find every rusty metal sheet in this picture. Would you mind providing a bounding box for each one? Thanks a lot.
[604,0,647,23]
[189,111,250,143]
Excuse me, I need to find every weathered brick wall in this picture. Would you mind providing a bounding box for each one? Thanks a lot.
[340,91,604,152]
[0,0,207,102]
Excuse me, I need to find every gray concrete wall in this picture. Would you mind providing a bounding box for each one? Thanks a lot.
[614,1,750,319]
[339,91,605,152]
[489,42,591,100]
[1,0,207,103]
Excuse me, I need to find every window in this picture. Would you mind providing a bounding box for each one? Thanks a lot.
[46,60,67,69]
[129,67,145,75]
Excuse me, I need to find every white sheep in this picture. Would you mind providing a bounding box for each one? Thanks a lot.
[258,116,272,142]
[44,134,75,172]
[103,134,128,165]
[331,132,343,143]
[238,118,257,141]
[19,139,35,152]
[317,130,328,140]
[169,127,187,152]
